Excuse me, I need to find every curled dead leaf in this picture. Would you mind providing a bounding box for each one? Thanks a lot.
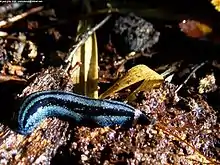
[0,74,26,83]
[99,64,163,102]
[179,20,212,38]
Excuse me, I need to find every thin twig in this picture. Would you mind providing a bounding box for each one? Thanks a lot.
[64,14,112,72]
[0,6,43,28]
[175,61,208,93]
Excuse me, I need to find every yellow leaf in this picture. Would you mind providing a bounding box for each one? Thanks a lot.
[99,64,163,102]
[70,21,98,98]
[211,0,220,12]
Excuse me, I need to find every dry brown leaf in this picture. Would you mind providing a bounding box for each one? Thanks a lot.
[0,74,26,83]
[179,19,212,38]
